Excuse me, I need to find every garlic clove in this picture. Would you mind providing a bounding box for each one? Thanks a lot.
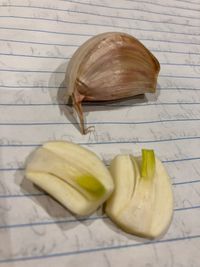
[43,141,113,191]
[66,32,160,134]
[105,150,173,239]
[25,141,114,215]
[105,155,139,217]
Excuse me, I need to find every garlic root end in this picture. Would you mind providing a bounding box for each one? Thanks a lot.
[72,93,86,134]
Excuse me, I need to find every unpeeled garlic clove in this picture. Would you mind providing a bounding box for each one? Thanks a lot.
[25,141,114,216]
[105,150,173,239]
[66,32,160,134]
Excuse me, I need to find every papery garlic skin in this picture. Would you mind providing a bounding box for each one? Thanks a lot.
[105,154,173,239]
[25,141,114,216]
[66,32,160,134]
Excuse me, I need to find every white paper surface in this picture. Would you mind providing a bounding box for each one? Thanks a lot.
[0,0,200,266]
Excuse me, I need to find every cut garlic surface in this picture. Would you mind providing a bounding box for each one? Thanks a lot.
[105,151,173,239]
[25,141,114,216]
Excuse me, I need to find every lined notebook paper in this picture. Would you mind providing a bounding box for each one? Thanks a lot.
[1,0,200,266]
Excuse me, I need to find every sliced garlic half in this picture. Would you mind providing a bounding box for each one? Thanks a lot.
[25,141,114,216]
[105,150,173,239]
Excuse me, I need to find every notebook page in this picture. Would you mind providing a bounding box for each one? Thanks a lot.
[0,0,200,266]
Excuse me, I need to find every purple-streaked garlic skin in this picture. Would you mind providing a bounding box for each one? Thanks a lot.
[66,32,160,134]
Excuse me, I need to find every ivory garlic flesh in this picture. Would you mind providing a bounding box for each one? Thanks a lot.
[105,150,173,239]
[66,32,160,134]
[25,141,114,216]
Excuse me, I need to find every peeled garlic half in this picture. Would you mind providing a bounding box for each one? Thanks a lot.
[105,150,173,239]
[66,32,160,134]
[25,141,114,216]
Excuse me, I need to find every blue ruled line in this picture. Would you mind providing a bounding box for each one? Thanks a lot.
[0,205,199,230]
[0,38,79,47]
[0,192,48,198]
[1,2,199,21]
[0,12,199,29]
[1,67,200,79]
[0,85,63,88]
[0,168,25,171]
[123,0,200,11]
[155,50,200,55]
[1,52,200,60]
[161,63,200,67]
[66,0,200,13]
[0,26,91,37]
[160,87,200,91]
[0,85,199,91]
[0,136,200,148]
[163,157,200,163]
[174,0,200,5]
[173,179,200,185]
[0,53,70,60]
[0,68,66,73]
[0,60,200,74]
[174,205,200,211]
[0,136,199,146]
[0,101,200,106]
[63,0,200,12]
[0,179,200,199]
[160,74,200,79]
[0,234,199,264]
[0,157,200,173]
[0,118,200,127]
[0,192,47,198]
[0,215,107,229]
[1,37,200,47]
[0,24,199,38]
